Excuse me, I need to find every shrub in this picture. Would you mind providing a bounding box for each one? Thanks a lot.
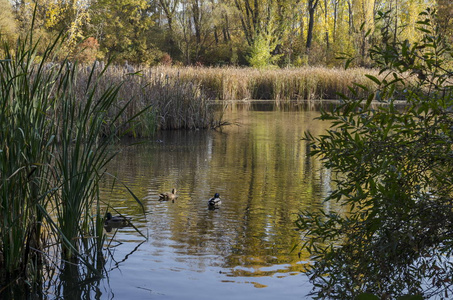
[73,37,101,63]
[297,9,453,299]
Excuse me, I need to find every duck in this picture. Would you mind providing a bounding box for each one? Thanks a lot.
[104,212,131,229]
[159,188,178,202]
[208,193,221,209]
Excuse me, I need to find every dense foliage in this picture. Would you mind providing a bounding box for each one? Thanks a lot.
[298,9,453,299]
[0,27,145,296]
[3,0,452,67]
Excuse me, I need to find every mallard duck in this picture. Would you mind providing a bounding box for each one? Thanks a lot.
[208,193,221,208]
[104,212,131,229]
[159,188,178,202]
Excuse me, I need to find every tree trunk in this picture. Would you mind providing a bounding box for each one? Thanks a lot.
[192,0,201,45]
[347,0,354,34]
[306,0,319,52]
[324,0,329,50]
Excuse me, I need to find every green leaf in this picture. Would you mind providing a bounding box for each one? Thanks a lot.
[345,57,354,70]
[366,93,375,107]
[416,27,431,33]
[365,74,381,86]
[353,82,369,91]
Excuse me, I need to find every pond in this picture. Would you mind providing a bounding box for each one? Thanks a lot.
[98,106,334,299]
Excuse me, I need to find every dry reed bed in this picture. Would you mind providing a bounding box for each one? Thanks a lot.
[142,66,381,101]
[76,65,226,134]
[73,65,383,135]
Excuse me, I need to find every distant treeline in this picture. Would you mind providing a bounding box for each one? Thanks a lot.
[1,0,452,67]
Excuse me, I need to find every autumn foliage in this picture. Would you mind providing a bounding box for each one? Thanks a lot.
[6,0,453,67]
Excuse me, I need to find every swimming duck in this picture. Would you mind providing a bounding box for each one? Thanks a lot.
[159,188,178,202]
[208,193,221,209]
[104,212,131,228]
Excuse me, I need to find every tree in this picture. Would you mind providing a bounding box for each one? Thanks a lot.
[354,0,375,65]
[157,0,182,60]
[179,0,215,64]
[0,0,18,44]
[89,0,156,64]
[298,9,453,298]
[158,0,179,33]
[11,0,53,51]
[233,0,259,46]
[247,33,274,67]
[233,0,295,66]
[436,0,453,44]
[6,0,442,66]
[44,0,90,49]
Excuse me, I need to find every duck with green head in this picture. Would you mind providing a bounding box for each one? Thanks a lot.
[208,193,221,209]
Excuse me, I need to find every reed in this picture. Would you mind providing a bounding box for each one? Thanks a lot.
[0,33,59,285]
[74,66,226,133]
[0,30,140,293]
[67,65,377,136]
[130,66,382,101]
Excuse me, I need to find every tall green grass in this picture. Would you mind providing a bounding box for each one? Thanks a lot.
[0,31,140,293]
[0,34,58,286]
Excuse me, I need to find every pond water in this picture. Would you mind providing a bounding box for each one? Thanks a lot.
[98,107,334,299]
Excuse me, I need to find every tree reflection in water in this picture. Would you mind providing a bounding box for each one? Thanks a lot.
[97,108,337,298]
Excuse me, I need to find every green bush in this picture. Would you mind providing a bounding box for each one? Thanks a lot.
[247,34,280,68]
[298,9,453,299]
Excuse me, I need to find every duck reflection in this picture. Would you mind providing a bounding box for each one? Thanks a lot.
[104,212,132,233]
